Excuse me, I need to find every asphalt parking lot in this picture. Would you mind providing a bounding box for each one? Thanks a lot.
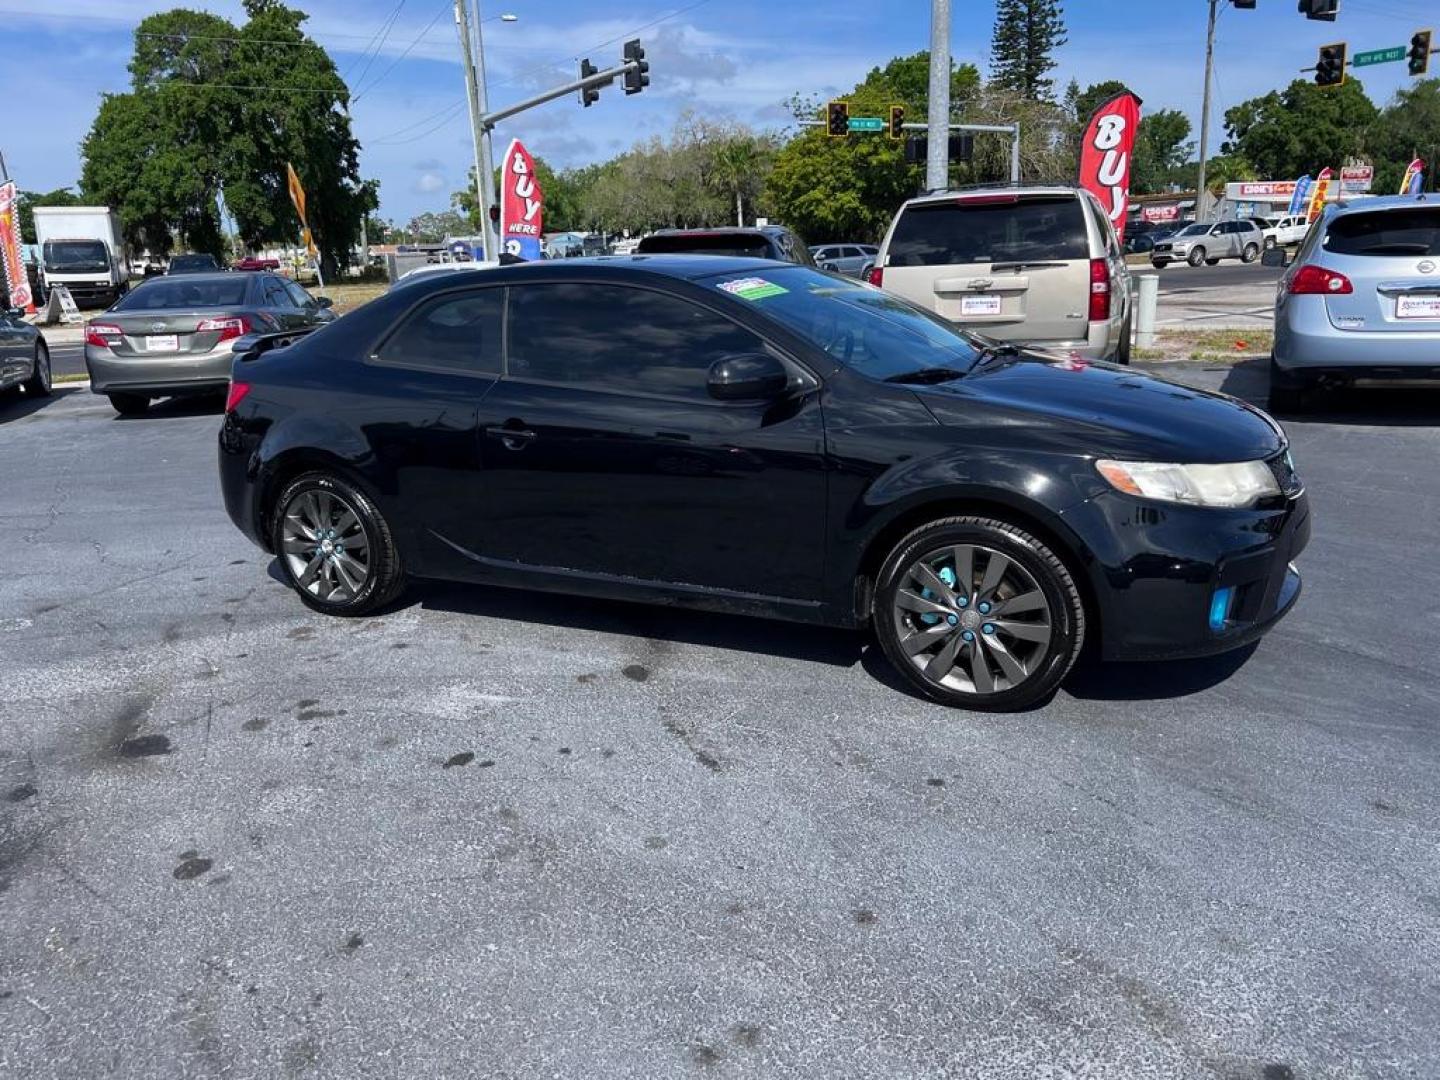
[2,369,1438,1079]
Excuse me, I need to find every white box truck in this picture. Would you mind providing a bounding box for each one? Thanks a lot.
[32,206,129,309]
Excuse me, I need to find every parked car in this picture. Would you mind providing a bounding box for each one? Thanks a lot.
[1265,195,1440,413]
[637,226,816,266]
[1151,219,1264,268]
[868,185,1133,364]
[0,308,51,400]
[391,260,500,289]
[219,256,1308,711]
[233,256,282,272]
[1256,214,1310,250]
[812,243,879,277]
[85,271,335,416]
[168,253,223,274]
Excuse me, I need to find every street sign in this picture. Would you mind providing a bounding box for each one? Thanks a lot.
[847,117,884,132]
[1353,46,1405,67]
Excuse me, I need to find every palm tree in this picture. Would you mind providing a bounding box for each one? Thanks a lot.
[708,138,761,227]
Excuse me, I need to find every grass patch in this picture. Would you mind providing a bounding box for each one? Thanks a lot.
[315,282,387,315]
[54,372,89,384]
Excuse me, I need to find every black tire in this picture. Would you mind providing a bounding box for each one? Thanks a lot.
[24,342,51,397]
[872,516,1086,712]
[1241,243,1260,264]
[271,472,406,616]
[1188,247,1206,267]
[1264,236,1277,250]
[1267,357,1309,415]
[1150,259,1169,269]
[108,392,149,416]
[1115,316,1132,366]
[1204,258,1221,266]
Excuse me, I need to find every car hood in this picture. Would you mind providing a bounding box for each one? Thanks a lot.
[913,354,1285,463]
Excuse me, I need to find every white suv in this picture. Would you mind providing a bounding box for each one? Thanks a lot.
[868,186,1133,363]
[1257,214,1310,250]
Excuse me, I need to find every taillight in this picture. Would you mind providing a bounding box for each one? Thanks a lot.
[225,381,252,413]
[197,315,250,342]
[1088,258,1111,322]
[1288,265,1352,295]
[85,322,122,348]
[866,265,884,287]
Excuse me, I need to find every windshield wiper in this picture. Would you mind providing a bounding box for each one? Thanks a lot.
[971,342,1023,370]
[884,366,969,385]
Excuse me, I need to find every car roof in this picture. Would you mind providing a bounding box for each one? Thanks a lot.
[901,184,1081,209]
[393,255,792,297]
[139,271,247,286]
[648,226,791,238]
[1331,194,1434,218]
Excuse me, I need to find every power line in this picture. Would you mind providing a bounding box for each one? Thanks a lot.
[353,0,453,103]
[371,102,470,145]
[370,99,468,143]
[346,0,407,92]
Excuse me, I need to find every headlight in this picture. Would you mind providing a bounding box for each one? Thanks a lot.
[1096,459,1280,508]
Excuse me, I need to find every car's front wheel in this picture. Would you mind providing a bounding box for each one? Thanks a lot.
[1188,247,1206,267]
[24,342,51,397]
[873,517,1085,712]
[272,472,406,616]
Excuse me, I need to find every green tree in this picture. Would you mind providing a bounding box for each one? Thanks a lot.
[1223,78,1378,180]
[1371,77,1440,193]
[1065,79,1127,128]
[16,188,82,245]
[452,156,590,235]
[80,2,376,273]
[1132,109,1193,194]
[990,0,1068,101]
[404,210,467,242]
[707,137,767,227]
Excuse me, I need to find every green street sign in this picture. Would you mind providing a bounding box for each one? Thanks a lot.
[847,117,884,132]
[1353,46,1405,67]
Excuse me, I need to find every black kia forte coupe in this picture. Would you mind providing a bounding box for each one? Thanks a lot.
[219,257,1309,711]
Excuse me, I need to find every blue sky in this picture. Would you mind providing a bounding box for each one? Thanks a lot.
[0,0,1425,225]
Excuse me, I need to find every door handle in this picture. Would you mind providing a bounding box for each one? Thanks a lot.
[486,423,537,450]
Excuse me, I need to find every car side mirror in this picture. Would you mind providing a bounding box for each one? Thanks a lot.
[5,307,22,319]
[707,352,790,402]
[1261,248,1290,268]
[315,295,334,309]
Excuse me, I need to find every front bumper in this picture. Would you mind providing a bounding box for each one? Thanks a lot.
[86,342,232,395]
[1061,487,1311,662]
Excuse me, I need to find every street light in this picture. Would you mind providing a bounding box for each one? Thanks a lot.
[455,2,515,261]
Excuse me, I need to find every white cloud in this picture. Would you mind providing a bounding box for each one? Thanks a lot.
[413,171,446,194]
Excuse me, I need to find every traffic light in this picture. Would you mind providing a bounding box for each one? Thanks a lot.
[1409,30,1432,77]
[827,100,849,138]
[579,59,599,107]
[888,104,905,139]
[1298,0,1339,22]
[623,39,649,95]
[1233,0,1255,8]
[1315,42,1346,86]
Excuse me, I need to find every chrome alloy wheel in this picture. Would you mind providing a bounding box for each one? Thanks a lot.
[891,544,1054,695]
[280,489,371,603]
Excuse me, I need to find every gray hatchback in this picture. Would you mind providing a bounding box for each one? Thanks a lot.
[85,272,334,415]
[1266,195,1440,412]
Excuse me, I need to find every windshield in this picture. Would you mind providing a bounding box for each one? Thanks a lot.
[114,277,250,310]
[1324,207,1440,257]
[44,241,109,273]
[707,266,982,381]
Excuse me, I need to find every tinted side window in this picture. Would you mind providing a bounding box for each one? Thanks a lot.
[285,281,313,308]
[375,289,503,374]
[263,279,291,307]
[888,197,1088,266]
[507,283,764,400]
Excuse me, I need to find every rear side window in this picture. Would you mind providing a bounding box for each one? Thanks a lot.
[1324,208,1440,257]
[506,283,764,400]
[887,196,1089,266]
[375,289,502,374]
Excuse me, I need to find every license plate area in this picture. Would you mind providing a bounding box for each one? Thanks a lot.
[1396,295,1440,320]
[146,334,179,352]
[960,295,1002,317]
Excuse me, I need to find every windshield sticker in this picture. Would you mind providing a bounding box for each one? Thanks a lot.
[718,277,788,301]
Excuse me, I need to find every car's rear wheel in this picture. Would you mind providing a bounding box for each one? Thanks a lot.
[873,517,1085,712]
[1115,315,1132,365]
[24,342,51,397]
[1187,247,1206,267]
[1150,259,1170,269]
[1241,243,1260,263]
[108,392,149,416]
[272,472,405,616]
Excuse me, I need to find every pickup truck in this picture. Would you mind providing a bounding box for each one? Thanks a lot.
[1252,214,1310,249]
[232,256,281,272]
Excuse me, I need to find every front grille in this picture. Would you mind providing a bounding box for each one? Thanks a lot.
[1154,244,1171,253]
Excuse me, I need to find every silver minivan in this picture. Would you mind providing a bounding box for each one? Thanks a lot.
[1265,194,1440,412]
[869,185,1133,363]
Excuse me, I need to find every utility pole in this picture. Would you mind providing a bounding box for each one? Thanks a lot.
[1195,0,1219,221]
[927,0,951,192]
[454,0,497,260]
